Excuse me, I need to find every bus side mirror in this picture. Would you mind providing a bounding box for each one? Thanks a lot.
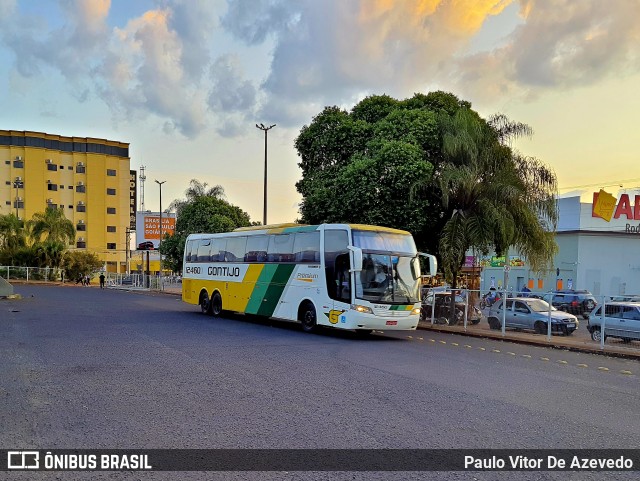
[348,246,363,272]
[418,253,437,277]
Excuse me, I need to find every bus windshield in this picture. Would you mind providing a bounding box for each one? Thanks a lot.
[352,230,417,255]
[355,253,421,304]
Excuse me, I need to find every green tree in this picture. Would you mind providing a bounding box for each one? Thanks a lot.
[168,178,225,214]
[295,92,468,255]
[420,108,557,321]
[161,186,253,273]
[28,207,75,245]
[0,214,26,263]
[63,250,103,282]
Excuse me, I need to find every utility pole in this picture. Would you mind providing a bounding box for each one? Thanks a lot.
[155,180,166,274]
[255,123,276,226]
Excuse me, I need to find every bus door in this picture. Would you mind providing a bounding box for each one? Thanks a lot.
[324,230,351,325]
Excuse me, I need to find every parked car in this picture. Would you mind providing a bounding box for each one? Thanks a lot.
[137,241,155,250]
[550,290,597,319]
[421,291,482,325]
[587,302,640,343]
[487,297,579,335]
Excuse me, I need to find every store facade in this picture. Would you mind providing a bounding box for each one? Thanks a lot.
[477,190,640,297]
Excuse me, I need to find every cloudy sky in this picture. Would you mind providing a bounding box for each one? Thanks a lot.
[1,0,639,224]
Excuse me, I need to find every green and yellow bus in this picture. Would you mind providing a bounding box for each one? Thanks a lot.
[182,223,436,333]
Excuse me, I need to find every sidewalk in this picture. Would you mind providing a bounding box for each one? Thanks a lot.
[417,318,640,360]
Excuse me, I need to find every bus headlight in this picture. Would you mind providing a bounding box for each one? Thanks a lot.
[351,304,373,314]
[411,307,421,315]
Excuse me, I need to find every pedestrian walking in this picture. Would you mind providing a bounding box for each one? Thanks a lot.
[99,273,105,289]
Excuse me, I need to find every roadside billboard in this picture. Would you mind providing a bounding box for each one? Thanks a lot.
[135,211,176,249]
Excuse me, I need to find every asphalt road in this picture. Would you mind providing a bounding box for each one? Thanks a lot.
[1,285,639,481]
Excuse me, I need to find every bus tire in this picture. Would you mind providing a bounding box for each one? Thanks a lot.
[211,291,223,317]
[300,302,317,333]
[199,290,211,315]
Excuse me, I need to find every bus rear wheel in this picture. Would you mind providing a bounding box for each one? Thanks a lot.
[300,302,317,333]
[211,292,223,317]
[199,291,211,315]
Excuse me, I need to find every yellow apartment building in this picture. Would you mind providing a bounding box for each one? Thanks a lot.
[0,130,133,273]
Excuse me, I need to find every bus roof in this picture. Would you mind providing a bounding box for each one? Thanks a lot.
[235,223,411,235]
[186,223,413,240]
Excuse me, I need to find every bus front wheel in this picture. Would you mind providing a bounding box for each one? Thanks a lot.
[300,302,317,333]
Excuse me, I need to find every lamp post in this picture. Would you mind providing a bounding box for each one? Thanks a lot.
[155,180,166,274]
[256,123,276,226]
[12,178,22,218]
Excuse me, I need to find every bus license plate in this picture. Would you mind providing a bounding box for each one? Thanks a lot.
[386,320,397,326]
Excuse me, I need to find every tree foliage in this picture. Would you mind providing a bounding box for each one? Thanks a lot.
[296,91,558,288]
[28,207,75,245]
[295,91,469,254]
[161,184,253,273]
[62,250,103,281]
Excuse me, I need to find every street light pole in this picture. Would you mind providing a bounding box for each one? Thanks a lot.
[155,180,166,273]
[12,178,22,218]
[256,123,276,226]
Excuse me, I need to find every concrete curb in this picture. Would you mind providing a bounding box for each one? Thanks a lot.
[417,323,640,361]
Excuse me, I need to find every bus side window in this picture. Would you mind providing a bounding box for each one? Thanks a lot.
[210,238,227,262]
[226,236,247,262]
[185,240,194,262]
[267,234,294,262]
[196,239,211,262]
[293,231,320,263]
[245,235,268,263]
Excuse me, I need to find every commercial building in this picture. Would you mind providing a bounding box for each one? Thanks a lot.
[478,190,640,297]
[0,130,135,273]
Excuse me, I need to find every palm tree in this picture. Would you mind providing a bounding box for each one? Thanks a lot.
[28,207,76,246]
[168,179,225,215]
[414,108,558,321]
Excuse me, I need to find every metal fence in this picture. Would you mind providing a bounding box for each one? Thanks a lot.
[420,287,640,353]
[0,266,64,282]
[0,267,181,294]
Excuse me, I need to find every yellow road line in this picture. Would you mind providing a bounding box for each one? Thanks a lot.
[598,367,609,372]
[451,342,459,346]
[522,354,532,358]
[439,340,446,344]
[620,370,633,375]
[464,345,472,348]
[541,357,550,361]
[577,363,588,368]
[507,352,516,356]
[478,347,486,351]
[558,360,568,364]
[492,349,501,353]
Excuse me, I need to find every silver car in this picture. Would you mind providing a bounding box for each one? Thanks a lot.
[588,302,640,343]
[487,297,579,335]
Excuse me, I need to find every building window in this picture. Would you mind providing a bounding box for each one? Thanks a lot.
[106,188,116,195]
[13,201,24,208]
[47,203,58,209]
[76,241,86,248]
[5,201,10,206]
[77,224,86,231]
[4,181,9,185]
[77,204,86,212]
[47,163,58,171]
[76,165,86,173]
[68,205,73,209]
[47,183,58,191]
[13,160,24,168]
[106,243,116,250]
[68,186,73,189]
[76,185,86,193]
[107,226,116,233]
[107,169,116,176]
[107,207,116,214]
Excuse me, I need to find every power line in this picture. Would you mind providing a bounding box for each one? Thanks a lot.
[559,178,640,191]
